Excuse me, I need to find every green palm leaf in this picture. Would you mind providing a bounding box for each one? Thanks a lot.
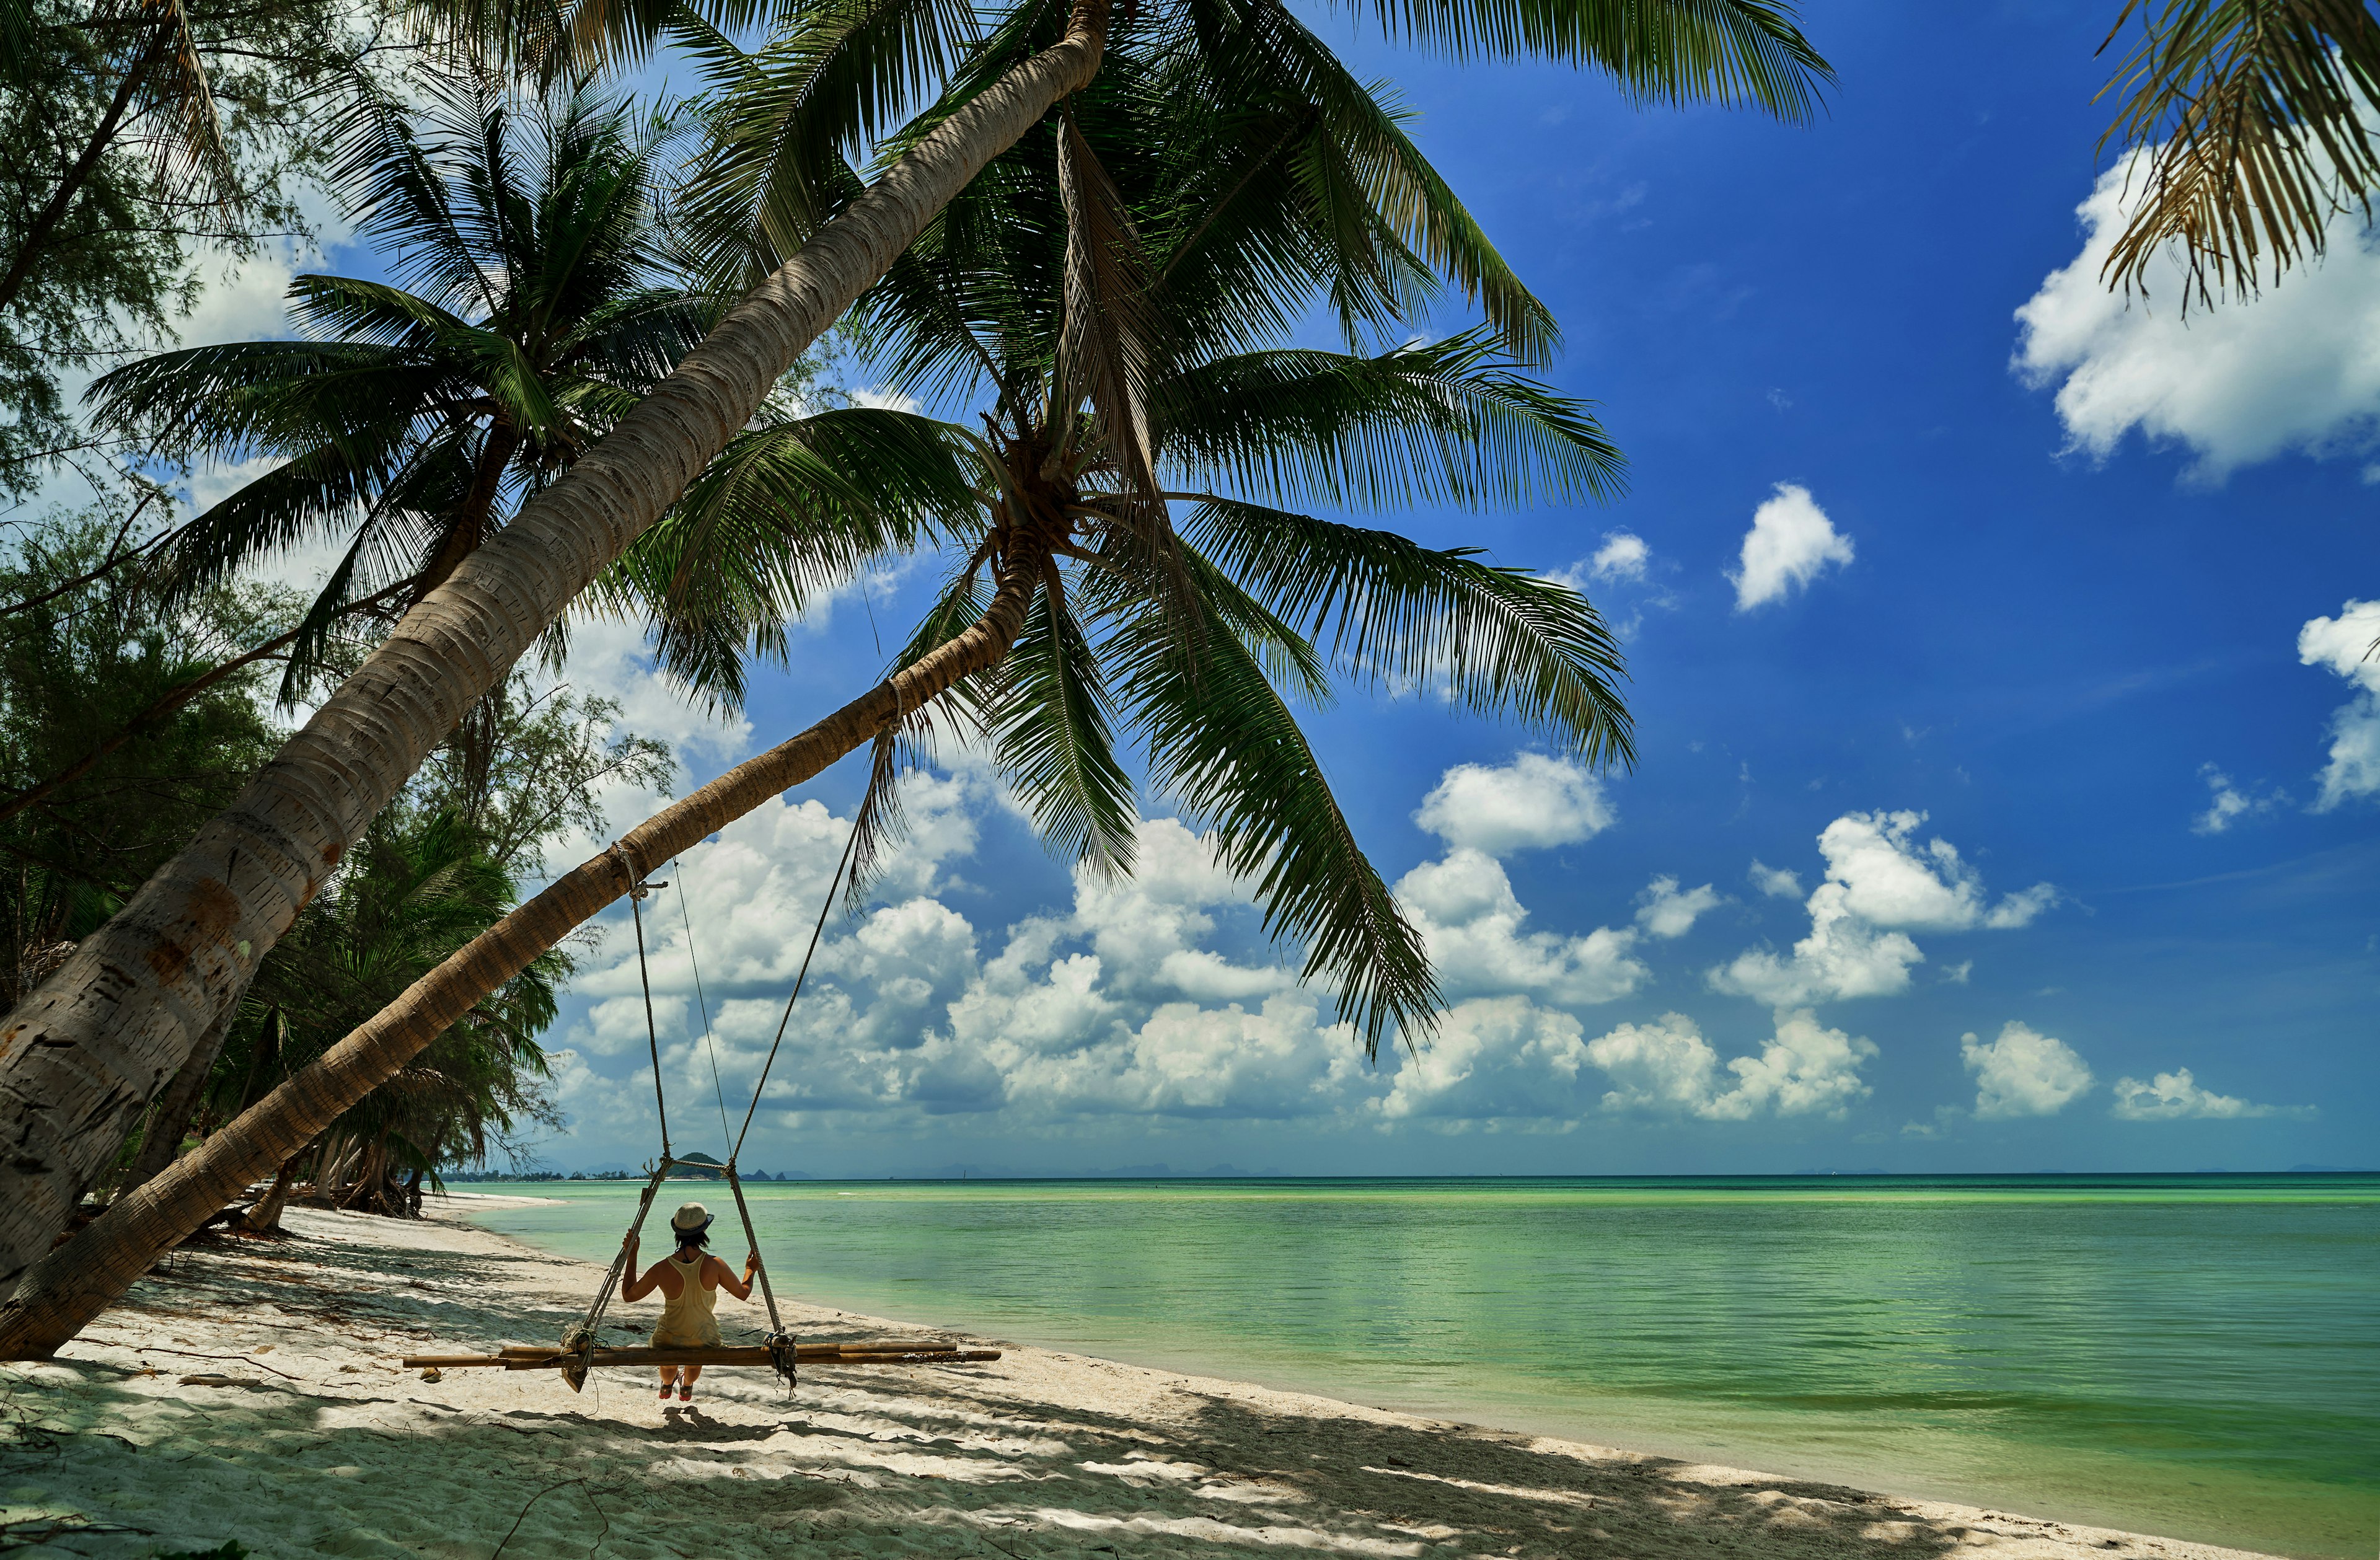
[1349,0,1831,118]
[981,571,1140,878]
[1154,331,1624,511]
[1106,576,1438,1054]
[1183,496,1634,767]
[1167,0,1561,360]
[602,405,975,705]
[671,0,979,283]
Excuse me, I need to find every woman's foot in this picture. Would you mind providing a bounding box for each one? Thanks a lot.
[677,1383,693,1403]
[659,1382,674,1399]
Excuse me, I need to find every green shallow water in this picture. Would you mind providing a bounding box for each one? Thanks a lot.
[457,1174,2380,1559]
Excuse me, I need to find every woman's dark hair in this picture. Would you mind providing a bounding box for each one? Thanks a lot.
[674,1223,711,1249]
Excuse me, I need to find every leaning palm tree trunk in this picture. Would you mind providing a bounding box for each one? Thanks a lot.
[0,546,1045,1357]
[117,990,244,1197]
[240,1157,297,1233]
[0,0,1106,1294]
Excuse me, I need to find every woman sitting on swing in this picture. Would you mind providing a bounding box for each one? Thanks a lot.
[622,1203,760,1402]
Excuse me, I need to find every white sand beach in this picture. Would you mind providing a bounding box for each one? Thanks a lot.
[0,1200,2282,1560]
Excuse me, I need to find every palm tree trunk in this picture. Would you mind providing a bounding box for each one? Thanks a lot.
[0,542,1046,1355]
[0,0,1108,1294]
[117,987,240,1196]
[342,1127,391,1212]
[239,1157,294,1233]
[319,1131,358,1205]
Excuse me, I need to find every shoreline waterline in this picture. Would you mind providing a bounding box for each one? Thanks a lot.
[454,1171,2380,1559]
[14,1201,2292,1560]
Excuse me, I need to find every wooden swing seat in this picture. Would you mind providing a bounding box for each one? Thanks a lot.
[404,1340,1000,1370]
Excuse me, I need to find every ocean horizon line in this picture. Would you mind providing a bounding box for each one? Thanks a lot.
[459,1165,2380,1185]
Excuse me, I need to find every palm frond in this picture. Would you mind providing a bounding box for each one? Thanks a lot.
[1108,579,1439,1055]
[2097,0,2380,302]
[326,76,510,320]
[286,275,480,351]
[981,566,1139,877]
[118,0,237,203]
[1170,0,1560,360]
[600,406,973,706]
[1154,330,1625,511]
[1338,0,1832,121]
[0,0,33,76]
[672,0,978,284]
[84,337,454,460]
[1183,496,1634,767]
[1056,106,1162,491]
[1189,543,1331,705]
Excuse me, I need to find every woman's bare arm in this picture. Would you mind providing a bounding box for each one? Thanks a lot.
[708,1251,758,1302]
[620,1235,682,1303]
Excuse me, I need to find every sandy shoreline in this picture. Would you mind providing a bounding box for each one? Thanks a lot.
[0,1200,2281,1560]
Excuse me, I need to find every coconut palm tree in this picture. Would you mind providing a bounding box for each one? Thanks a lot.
[629,16,1636,1042]
[0,70,697,835]
[84,69,713,697]
[20,66,956,830]
[0,0,1831,1299]
[0,15,1631,1351]
[2096,0,2380,303]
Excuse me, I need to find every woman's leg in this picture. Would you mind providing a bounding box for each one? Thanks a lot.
[658,1365,678,1397]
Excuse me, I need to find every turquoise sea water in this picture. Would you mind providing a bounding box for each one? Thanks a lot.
[457,1174,2380,1559]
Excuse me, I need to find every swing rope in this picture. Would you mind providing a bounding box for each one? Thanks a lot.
[674,865,733,1153]
[627,882,670,1162]
[734,807,863,1163]
[559,803,868,1395]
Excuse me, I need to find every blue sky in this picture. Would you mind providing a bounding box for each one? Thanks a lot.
[123,2,2379,1175]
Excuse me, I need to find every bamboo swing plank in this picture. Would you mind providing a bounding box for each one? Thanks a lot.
[492,1339,961,1358]
[402,1344,1000,1369]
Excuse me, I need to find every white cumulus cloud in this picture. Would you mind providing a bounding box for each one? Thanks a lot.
[1635,876,1725,938]
[1730,483,1853,611]
[1584,1009,1875,1120]
[1816,811,2056,931]
[2298,599,2380,809]
[1374,997,1595,1123]
[1587,531,1650,583]
[2013,157,2380,480]
[1747,860,1804,899]
[1396,850,1648,1008]
[2109,1068,2312,1121]
[1413,752,1613,856]
[1712,812,2055,1006]
[1962,1021,2094,1119]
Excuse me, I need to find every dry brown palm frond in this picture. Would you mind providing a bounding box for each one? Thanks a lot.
[2098,0,2380,306]
[1054,106,1158,495]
